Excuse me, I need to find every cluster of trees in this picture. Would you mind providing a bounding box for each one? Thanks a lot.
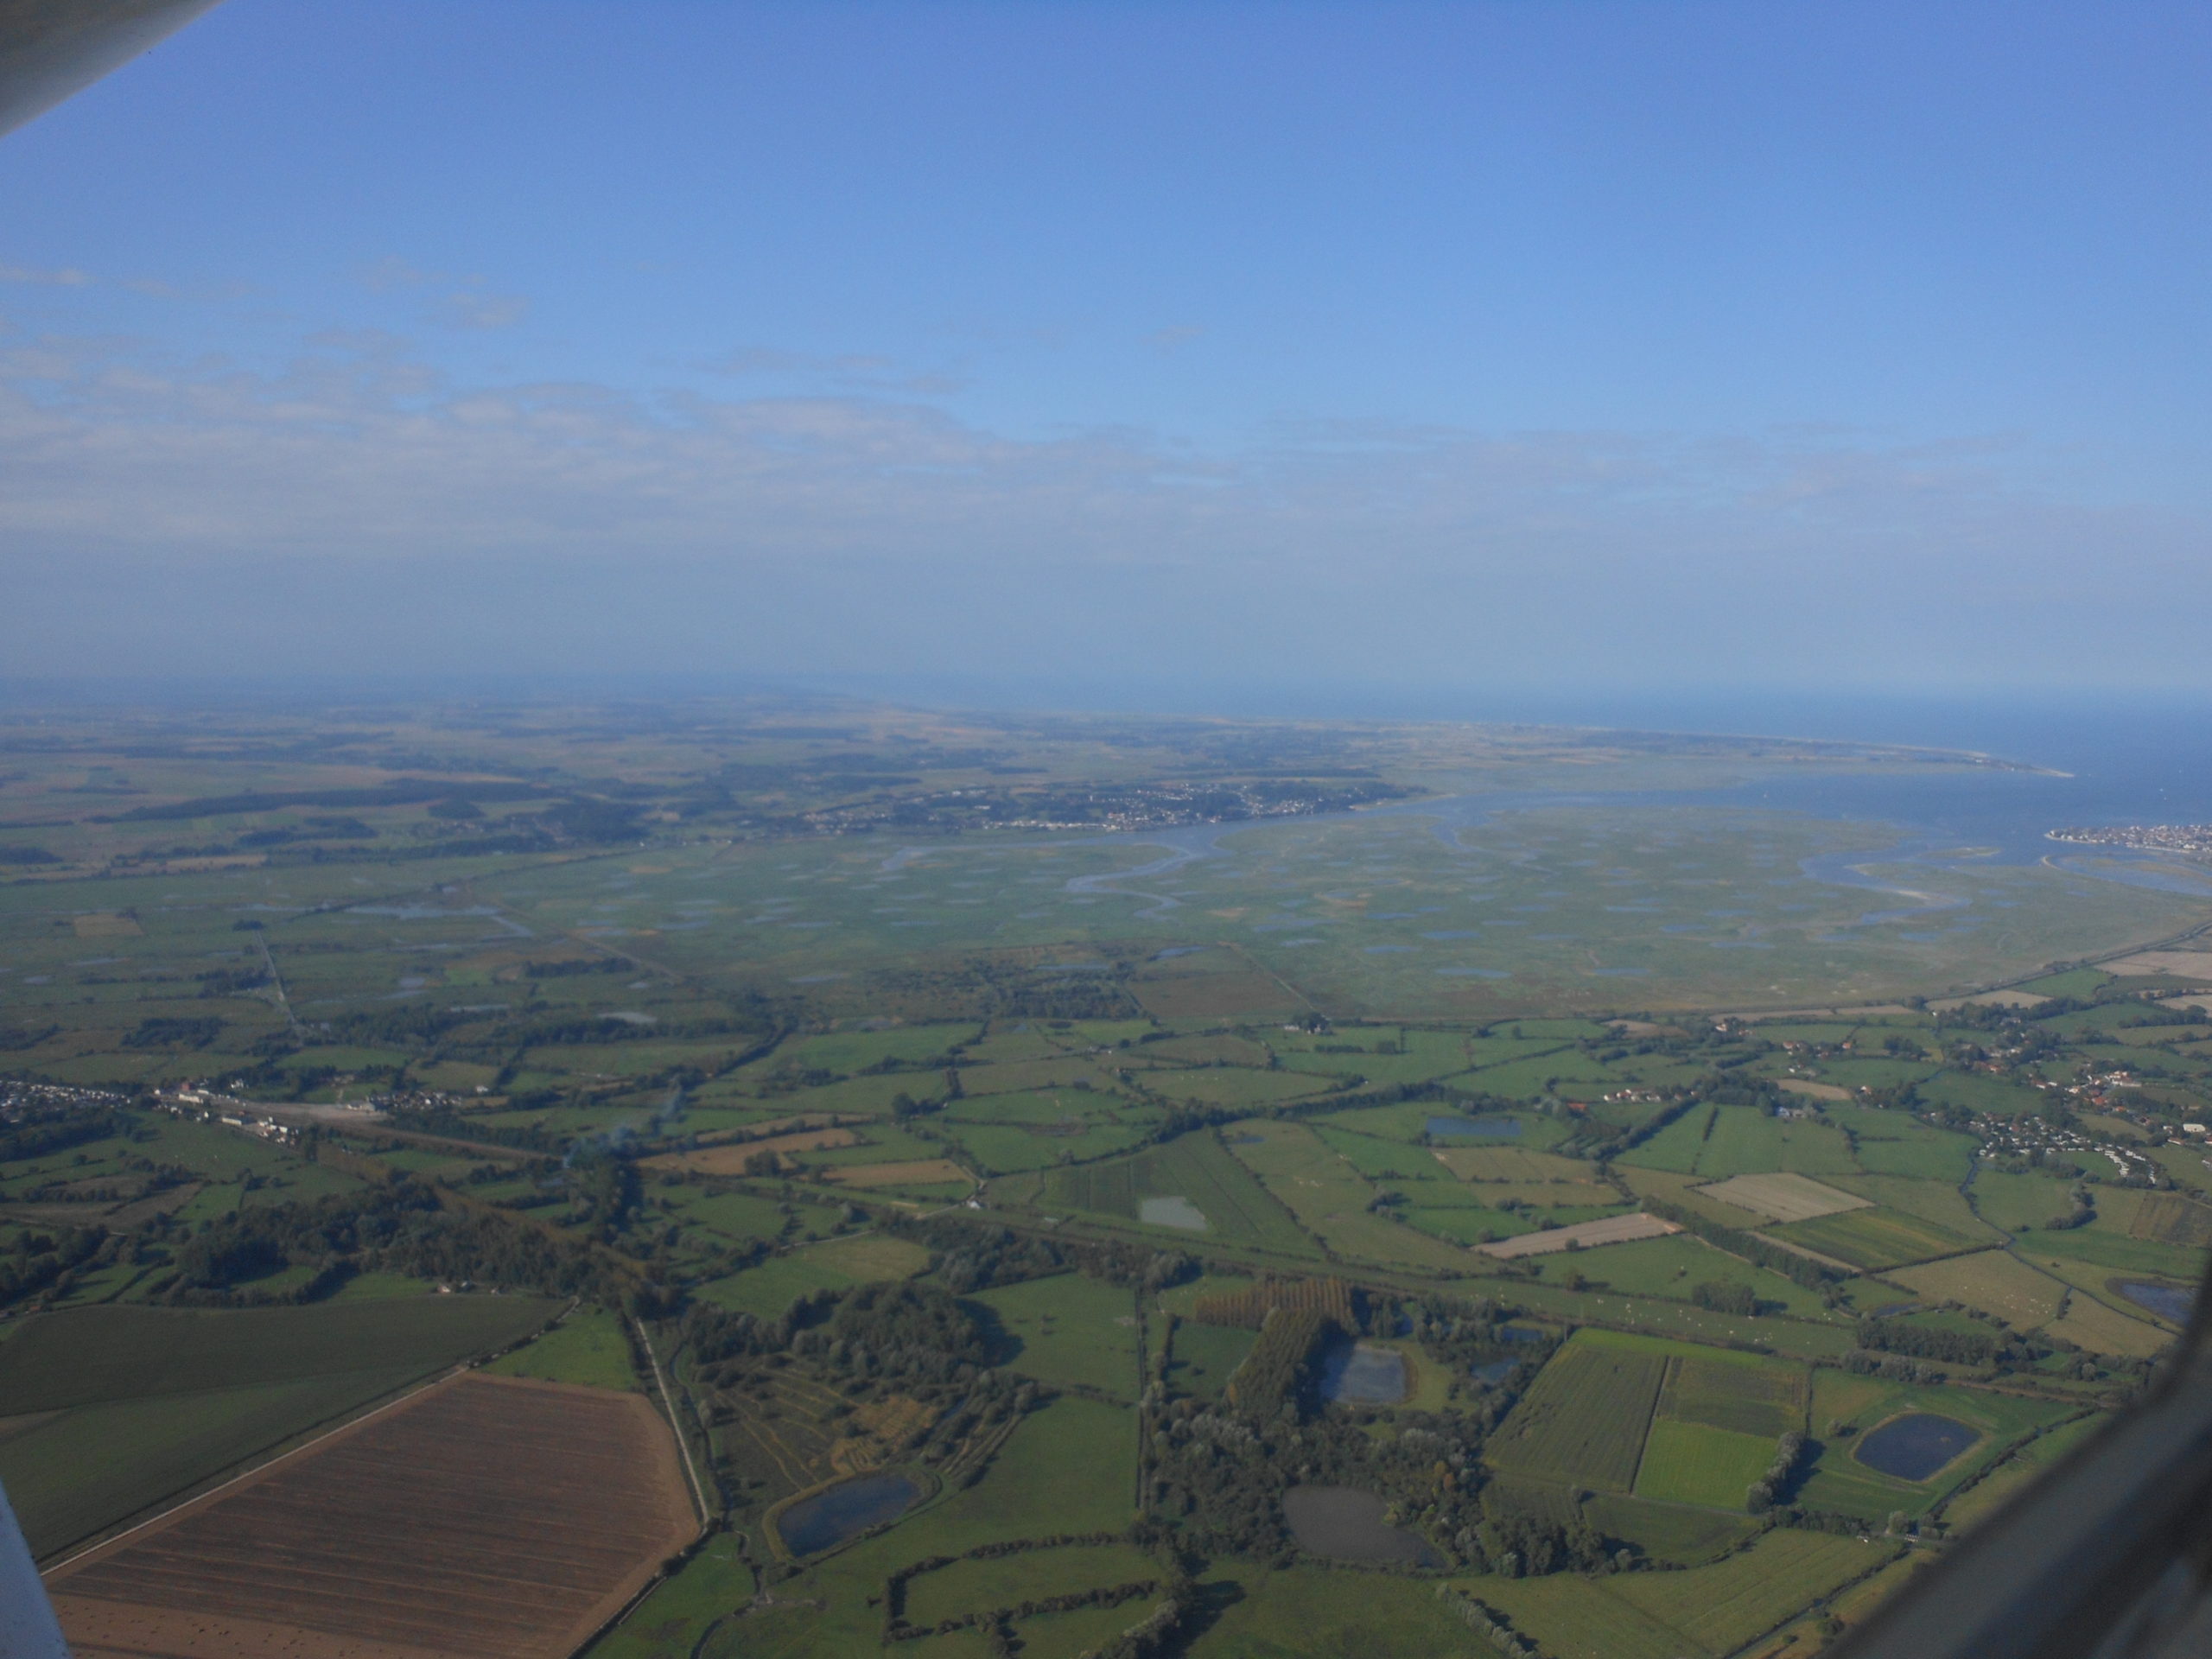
[1149,1378,1497,1567]
[690,1282,1036,1503]
[1436,1588,1540,1656]
[1690,1280,1765,1316]
[381,1109,563,1154]
[893,1217,1192,1297]
[0,1107,130,1163]
[1473,1502,1618,1578]
[1858,1319,2001,1368]
[885,1567,1160,1647]
[1193,1277,1357,1331]
[0,1223,108,1306]
[1838,1350,1958,1385]
[1746,1431,1807,1513]
[1223,1307,1333,1417]
[123,1016,225,1051]
[149,1179,626,1306]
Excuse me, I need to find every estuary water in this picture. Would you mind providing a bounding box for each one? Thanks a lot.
[878,696,2212,930]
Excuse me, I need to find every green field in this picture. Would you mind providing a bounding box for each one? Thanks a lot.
[10,705,2212,1655]
[483,1306,640,1390]
[1633,1418,1778,1508]
[1486,1332,1668,1491]
[1770,1205,1980,1270]
[590,1530,759,1658]
[970,1274,1141,1399]
[0,1294,558,1557]
[1165,1319,1256,1398]
[0,1369,437,1560]
[0,1297,557,1415]
[1968,1170,2082,1232]
[1797,1374,2072,1520]
[694,1236,928,1319]
[1658,1349,1807,1436]
[901,1541,1159,1628]
[1484,1527,1891,1658]
[1827,1106,1978,1180]
[1580,1495,1764,1567]
[2019,1227,2210,1278]
[1038,1130,1318,1255]
[1224,1119,1477,1273]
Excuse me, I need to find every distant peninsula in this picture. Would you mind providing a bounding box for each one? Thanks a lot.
[2049,823,2212,855]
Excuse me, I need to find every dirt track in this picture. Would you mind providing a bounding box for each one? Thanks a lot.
[48,1373,697,1659]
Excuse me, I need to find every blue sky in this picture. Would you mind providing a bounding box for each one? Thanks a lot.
[3,0,2209,698]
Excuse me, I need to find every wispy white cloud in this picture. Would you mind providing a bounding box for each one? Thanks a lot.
[358,257,530,330]
[0,263,94,288]
[707,345,968,396]
[429,291,530,330]
[1,329,2204,688]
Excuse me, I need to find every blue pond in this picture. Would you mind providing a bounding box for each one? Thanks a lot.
[1317,1340,1408,1403]
[2118,1281,2195,1323]
[1427,1116,1520,1140]
[1496,1325,1547,1344]
[1853,1414,1980,1480]
[1471,1359,1519,1386]
[777,1473,919,1555]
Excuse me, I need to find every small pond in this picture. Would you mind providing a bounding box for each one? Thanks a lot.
[1471,1359,1519,1386]
[1282,1485,1442,1566]
[1496,1324,1547,1344]
[1316,1339,1407,1404]
[1853,1414,1980,1481]
[777,1473,919,1556]
[1427,1116,1521,1140]
[2117,1281,2195,1323]
[1139,1195,1209,1232]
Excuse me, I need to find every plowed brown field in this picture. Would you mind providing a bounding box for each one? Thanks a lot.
[48,1373,697,1659]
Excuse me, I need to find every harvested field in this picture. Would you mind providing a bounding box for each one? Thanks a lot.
[73,914,145,938]
[2045,1294,2171,1359]
[48,1374,697,1659]
[645,1127,859,1174]
[1478,1213,1679,1259]
[2126,1192,2212,1249]
[1888,1252,2064,1328]
[1777,1079,1853,1101]
[1932,988,2056,1010]
[2103,950,2212,979]
[827,1159,972,1188]
[1695,1173,1871,1224]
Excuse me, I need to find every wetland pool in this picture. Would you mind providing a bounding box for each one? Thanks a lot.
[1138,1195,1209,1231]
[1282,1486,1442,1565]
[2117,1281,2194,1323]
[1853,1414,1980,1481]
[777,1473,918,1555]
[1427,1116,1521,1139]
[1316,1340,1407,1404]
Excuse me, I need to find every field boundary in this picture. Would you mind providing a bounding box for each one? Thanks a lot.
[636,1317,713,1522]
[29,1295,568,1570]
[39,1364,470,1576]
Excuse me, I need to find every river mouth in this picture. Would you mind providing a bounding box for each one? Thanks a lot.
[777,1472,919,1555]
[1853,1414,1980,1480]
[1282,1485,1442,1566]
